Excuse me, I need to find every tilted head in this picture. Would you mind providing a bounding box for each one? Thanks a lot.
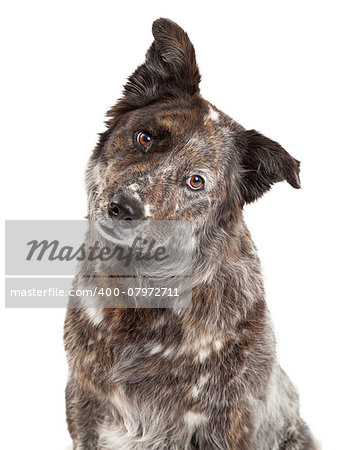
[86,18,300,234]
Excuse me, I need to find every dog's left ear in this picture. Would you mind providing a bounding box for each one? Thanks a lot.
[237,129,301,204]
[113,18,201,115]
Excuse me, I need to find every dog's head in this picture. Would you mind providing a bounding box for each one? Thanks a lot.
[86,18,300,233]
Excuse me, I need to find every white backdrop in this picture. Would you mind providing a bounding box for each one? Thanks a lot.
[1,1,359,449]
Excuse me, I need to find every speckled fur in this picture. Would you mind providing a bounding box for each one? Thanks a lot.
[64,18,317,450]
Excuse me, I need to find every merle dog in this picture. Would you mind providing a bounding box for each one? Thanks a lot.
[64,18,317,449]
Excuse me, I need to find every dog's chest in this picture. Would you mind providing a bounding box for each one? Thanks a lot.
[72,308,236,402]
[65,305,265,448]
[79,308,225,387]
[73,310,226,445]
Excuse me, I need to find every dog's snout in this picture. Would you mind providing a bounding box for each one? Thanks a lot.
[108,193,144,221]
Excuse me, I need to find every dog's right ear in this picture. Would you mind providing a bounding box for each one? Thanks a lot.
[237,129,301,204]
[110,18,201,117]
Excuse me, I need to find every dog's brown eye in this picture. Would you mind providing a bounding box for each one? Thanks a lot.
[137,132,152,147]
[186,175,204,190]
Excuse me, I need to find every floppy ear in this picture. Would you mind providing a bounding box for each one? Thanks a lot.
[238,129,301,204]
[110,18,201,116]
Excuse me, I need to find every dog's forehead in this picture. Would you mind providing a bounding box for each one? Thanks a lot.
[103,99,240,176]
[155,103,206,129]
[126,100,224,137]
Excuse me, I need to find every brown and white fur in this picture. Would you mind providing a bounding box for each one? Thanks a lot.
[64,18,317,449]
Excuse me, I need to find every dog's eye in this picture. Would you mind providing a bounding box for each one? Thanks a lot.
[136,132,153,148]
[186,175,204,191]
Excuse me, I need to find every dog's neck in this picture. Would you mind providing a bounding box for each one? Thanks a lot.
[194,213,263,292]
[75,214,266,333]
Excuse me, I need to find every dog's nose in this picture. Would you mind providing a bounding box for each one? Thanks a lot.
[108,193,144,221]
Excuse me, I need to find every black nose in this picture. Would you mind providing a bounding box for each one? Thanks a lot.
[108,193,144,221]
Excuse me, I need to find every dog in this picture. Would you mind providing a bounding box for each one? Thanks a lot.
[64,18,317,449]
